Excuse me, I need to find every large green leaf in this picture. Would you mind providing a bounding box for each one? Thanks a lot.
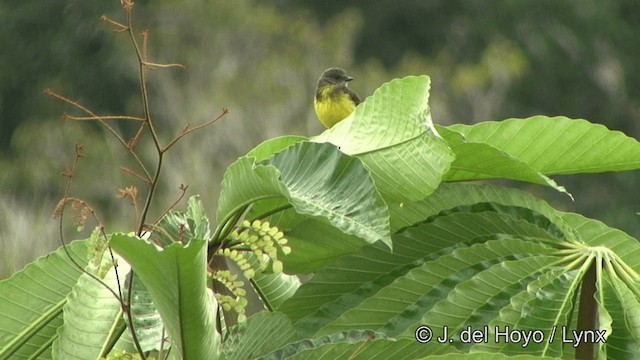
[277,183,640,357]
[280,218,379,273]
[222,312,298,360]
[0,240,88,360]
[278,184,573,326]
[280,206,569,335]
[438,126,570,197]
[387,183,575,237]
[262,332,450,360]
[155,196,211,246]
[109,234,220,360]
[216,141,391,252]
[245,135,308,162]
[51,253,129,359]
[448,116,640,174]
[313,75,455,202]
[317,239,556,338]
[113,274,164,353]
[602,275,640,359]
[252,272,301,311]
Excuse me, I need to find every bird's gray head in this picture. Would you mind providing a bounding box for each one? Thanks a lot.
[319,67,354,85]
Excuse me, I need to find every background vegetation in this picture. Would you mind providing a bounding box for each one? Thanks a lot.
[2,0,640,279]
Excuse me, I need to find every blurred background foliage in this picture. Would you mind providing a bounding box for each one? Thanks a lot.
[2,0,639,278]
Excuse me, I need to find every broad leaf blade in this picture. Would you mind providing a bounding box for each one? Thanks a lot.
[603,275,640,359]
[252,272,301,311]
[313,75,455,202]
[114,274,164,353]
[281,208,567,335]
[0,240,88,360]
[109,235,220,360]
[222,312,297,360]
[52,255,128,359]
[314,76,433,154]
[313,238,556,339]
[449,116,640,174]
[388,183,575,238]
[245,135,307,162]
[439,126,570,197]
[282,218,376,273]
[155,196,211,246]
[216,142,391,251]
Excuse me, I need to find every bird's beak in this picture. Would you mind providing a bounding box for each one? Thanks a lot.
[344,75,354,82]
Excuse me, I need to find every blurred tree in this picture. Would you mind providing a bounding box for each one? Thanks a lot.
[0,0,137,151]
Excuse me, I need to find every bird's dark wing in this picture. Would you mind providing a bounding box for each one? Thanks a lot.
[346,87,361,105]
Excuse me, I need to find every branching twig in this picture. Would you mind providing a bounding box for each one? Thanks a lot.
[120,167,152,184]
[150,184,189,227]
[52,1,230,358]
[54,144,121,302]
[163,108,229,152]
[65,114,145,122]
[44,88,152,181]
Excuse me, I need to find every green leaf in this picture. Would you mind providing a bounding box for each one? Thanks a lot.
[222,312,298,360]
[261,332,448,360]
[602,275,640,359]
[277,183,640,357]
[387,183,575,238]
[52,253,128,359]
[448,116,640,174]
[245,135,308,162]
[252,272,301,311]
[155,196,210,246]
[114,274,164,353]
[281,218,379,273]
[313,75,455,202]
[314,238,555,339]
[0,240,88,360]
[438,126,571,197]
[417,354,559,360]
[109,234,220,360]
[562,212,640,270]
[280,206,568,336]
[216,141,391,250]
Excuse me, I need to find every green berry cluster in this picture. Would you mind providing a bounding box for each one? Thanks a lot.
[209,269,248,322]
[211,219,290,322]
[222,219,291,276]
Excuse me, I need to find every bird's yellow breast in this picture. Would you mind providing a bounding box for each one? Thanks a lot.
[314,86,357,128]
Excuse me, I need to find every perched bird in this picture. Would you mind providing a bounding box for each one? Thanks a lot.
[314,67,361,128]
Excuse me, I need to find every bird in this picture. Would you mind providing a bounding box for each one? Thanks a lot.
[314,67,361,128]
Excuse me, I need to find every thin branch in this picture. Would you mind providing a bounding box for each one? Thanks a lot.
[137,152,163,236]
[150,184,189,225]
[124,271,146,360]
[120,166,152,184]
[126,14,161,153]
[65,114,145,122]
[101,15,129,32]
[143,61,186,70]
[55,145,122,301]
[163,108,229,152]
[44,89,127,145]
[44,88,152,181]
